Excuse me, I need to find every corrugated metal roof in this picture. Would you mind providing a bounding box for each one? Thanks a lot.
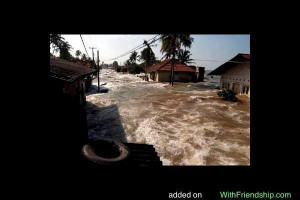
[75,60,95,68]
[50,56,97,82]
[148,59,196,73]
[208,53,250,76]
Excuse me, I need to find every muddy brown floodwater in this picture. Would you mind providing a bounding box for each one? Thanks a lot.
[85,69,250,165]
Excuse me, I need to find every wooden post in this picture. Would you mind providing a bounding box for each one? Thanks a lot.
[145,62,148,81]
[92,50,94,61]
[97,50,100,92]
[89,47,97,69]
[171,57,174,86]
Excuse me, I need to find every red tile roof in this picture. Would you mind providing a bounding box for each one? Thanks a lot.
[148,59,196,73]
[50,56,97,82]
[241,54,250,59]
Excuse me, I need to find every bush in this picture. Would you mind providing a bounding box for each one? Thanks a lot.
[128,63,144,74]
[217,88,237,101]
[120,66,128,73]
[116,66,121,72]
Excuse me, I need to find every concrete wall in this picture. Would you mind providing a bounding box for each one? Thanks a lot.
[157,71,170,82]
[220,63,250,96]
[196,67,205,82]
[147,71,195,82]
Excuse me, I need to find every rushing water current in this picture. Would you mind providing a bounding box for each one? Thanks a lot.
[85,69,250,165]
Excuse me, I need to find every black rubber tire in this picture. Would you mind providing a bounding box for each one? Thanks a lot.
[82,139,129,166]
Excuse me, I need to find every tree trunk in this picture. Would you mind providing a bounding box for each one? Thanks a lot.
[145,62,148,81]
[171,55,175,86]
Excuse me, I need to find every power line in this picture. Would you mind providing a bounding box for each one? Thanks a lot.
[193,59,250,64]
[104,35,159,61]
[103,35,160,62]
[80,34,90,57]
[89,47,98,61]
[101,34,249,64]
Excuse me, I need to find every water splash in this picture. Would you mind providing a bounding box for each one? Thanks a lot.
[86,69,250,165]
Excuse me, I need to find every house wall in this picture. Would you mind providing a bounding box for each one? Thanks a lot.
[63,79,87,106]
[152,71,195,82]
[176,72,195,82]
[49,79,89,159]
[157,71,170,82]
[196,67,205,82]
[220,63,250,96]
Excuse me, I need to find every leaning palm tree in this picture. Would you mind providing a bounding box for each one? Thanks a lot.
[75,50,82,59]
[160,34,194,86]
[140,40,156,81]
[129,51,139,63]
[50,34,64,54]
[81,53,87,60]
[177,49,194,64]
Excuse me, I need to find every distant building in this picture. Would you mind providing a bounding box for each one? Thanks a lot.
[50,56,97,106]
[101,64,109,69]
[75,60,95,69]
[147,59,204,82]
[208,53,250,96]
[191,66,205,82]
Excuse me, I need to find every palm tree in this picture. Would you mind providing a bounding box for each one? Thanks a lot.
[140,40,156,81]
[177,49,194,64]
[50,34,64,54]
[129,51,139,63]
[59,41,73,60]
[75,50,82,59]
[160,34,194,86]
[81,53,87,60]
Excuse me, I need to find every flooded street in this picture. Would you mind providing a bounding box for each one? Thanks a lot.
[85,69,250,165]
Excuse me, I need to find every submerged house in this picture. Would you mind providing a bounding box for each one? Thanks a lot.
[193,66,205,82]
[147,59,202,82]
[50,56,97,106]
[208,53,250,96]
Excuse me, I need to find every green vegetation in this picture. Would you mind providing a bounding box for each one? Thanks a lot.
[59,41,73,60]
[50,34,73,60]
[115,51,145,74]
[160,34,194,86]
[50,34,65,54]
[140,40,157,80]
[116,66,122,72]
[128,63,144,74]
[50,34,91,62]
[217,88,237,101]
[177,49,194,64]
[112,61,119,70]
[75,50,82,59]
[81,53,87,60]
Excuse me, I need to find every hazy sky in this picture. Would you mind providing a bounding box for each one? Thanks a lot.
[55,34,250,70]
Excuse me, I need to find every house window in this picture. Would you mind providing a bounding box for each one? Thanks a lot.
[222,82,230,89]
[242,85,250,94]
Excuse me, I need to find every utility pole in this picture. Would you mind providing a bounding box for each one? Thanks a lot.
[89,47,98,68]
[97,50,100,92]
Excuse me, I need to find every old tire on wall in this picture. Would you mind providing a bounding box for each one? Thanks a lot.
[82,139,129,166]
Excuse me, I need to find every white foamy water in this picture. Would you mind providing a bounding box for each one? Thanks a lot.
[85,69,250,165]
